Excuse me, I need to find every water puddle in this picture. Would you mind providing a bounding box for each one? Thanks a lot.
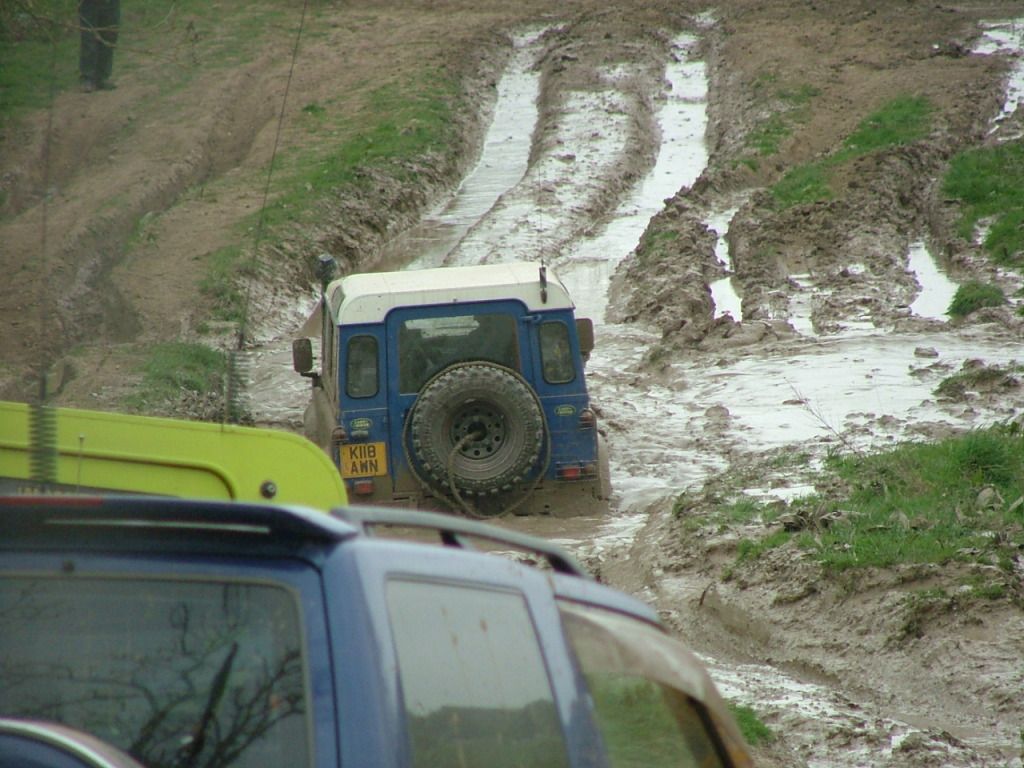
[676,331,1019,452]
[787,274,818,336]
[449,85,635,268]
[907,241,958,320]
[554,35,709,323]
[706,207,743,320]
[384,29,546,271]
[975,19,1024,139]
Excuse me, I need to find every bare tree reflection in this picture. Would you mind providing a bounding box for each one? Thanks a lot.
[0,580,307,768]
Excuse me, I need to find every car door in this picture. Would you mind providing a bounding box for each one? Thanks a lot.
[383,301,533,496]
[324,541,604,768]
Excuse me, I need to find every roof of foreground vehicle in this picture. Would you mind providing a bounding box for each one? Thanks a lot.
[0,497,588,574]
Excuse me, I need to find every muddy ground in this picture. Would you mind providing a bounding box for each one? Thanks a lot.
[3,1,1024,765]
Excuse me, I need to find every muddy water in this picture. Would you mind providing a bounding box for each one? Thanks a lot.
[977,19,1024,139]
[907,241,958,321]
[707,206,743,321]
[382,29,546,272]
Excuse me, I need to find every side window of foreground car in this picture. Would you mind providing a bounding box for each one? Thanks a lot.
[559,601,752,768]
[0,575,311,768]
[386,579,570,768]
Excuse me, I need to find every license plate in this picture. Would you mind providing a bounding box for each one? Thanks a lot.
[341,442,388,478]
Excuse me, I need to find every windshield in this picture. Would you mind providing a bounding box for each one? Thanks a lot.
[0,575,310,768]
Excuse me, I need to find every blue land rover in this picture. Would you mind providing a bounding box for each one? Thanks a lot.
[294,261,611,518]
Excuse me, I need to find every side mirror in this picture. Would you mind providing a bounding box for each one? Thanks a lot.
[576,317,595,358]
[292,338,314,375]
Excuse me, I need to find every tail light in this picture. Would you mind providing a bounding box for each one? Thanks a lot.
[350,478,375,496]
[578,409,596,428]
[555,463,598,481]
[556,465,582,481]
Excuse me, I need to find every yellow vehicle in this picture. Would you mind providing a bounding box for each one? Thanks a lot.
[0,401,347,509]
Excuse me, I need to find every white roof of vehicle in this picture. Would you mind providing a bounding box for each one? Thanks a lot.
[327,261,575,325]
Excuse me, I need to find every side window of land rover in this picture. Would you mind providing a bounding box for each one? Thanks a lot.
[386,579,569,768]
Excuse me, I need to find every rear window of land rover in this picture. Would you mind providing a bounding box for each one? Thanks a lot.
[0,575,311,768]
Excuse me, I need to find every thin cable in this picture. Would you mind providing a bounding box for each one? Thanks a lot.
[224,0,310,425]
[236,0,311,350]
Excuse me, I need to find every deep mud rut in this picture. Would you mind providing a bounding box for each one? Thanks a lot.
[3,2,1024,766]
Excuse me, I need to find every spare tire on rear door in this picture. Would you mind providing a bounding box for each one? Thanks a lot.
[408,362,545,497]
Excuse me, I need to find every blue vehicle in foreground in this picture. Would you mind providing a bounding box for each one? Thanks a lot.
[0,496,753,768]
[293,261,612,518]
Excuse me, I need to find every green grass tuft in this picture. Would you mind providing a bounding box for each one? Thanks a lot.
[729,703,775,746]
[840,95,932,155]
[736,530,791,562]
[807,425,1024,573]
[948,280,1005,318]
[944,139,1024,268]
[770,95,932,209]
[137,341,228,401]
[771,163,831,207]
[253,73,458,234]
[748,114,792,157]
[199,244,258,322]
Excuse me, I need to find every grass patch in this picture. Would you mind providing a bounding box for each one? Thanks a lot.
[721,497,768,524]
[839,95,932,156]
[777,83,820,106]
[729,703,775,746]
[944,139,1024,269]
[771,162,831,207]
[0,0,78,116]
[199,244,258,322]
[948,280,1005,318]
[740,79,818,165]
[935,362,1022,400]
[736,530,791,563]
[635,227,681,266]
[748,114,792,157]
[2,1,300,124]
[804,425,1024,574]
[135,341,228,402]
[770,95,932,209]
[251,72,459,236]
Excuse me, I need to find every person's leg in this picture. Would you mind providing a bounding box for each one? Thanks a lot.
[95,0,120,88]
[78,0,100,88]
